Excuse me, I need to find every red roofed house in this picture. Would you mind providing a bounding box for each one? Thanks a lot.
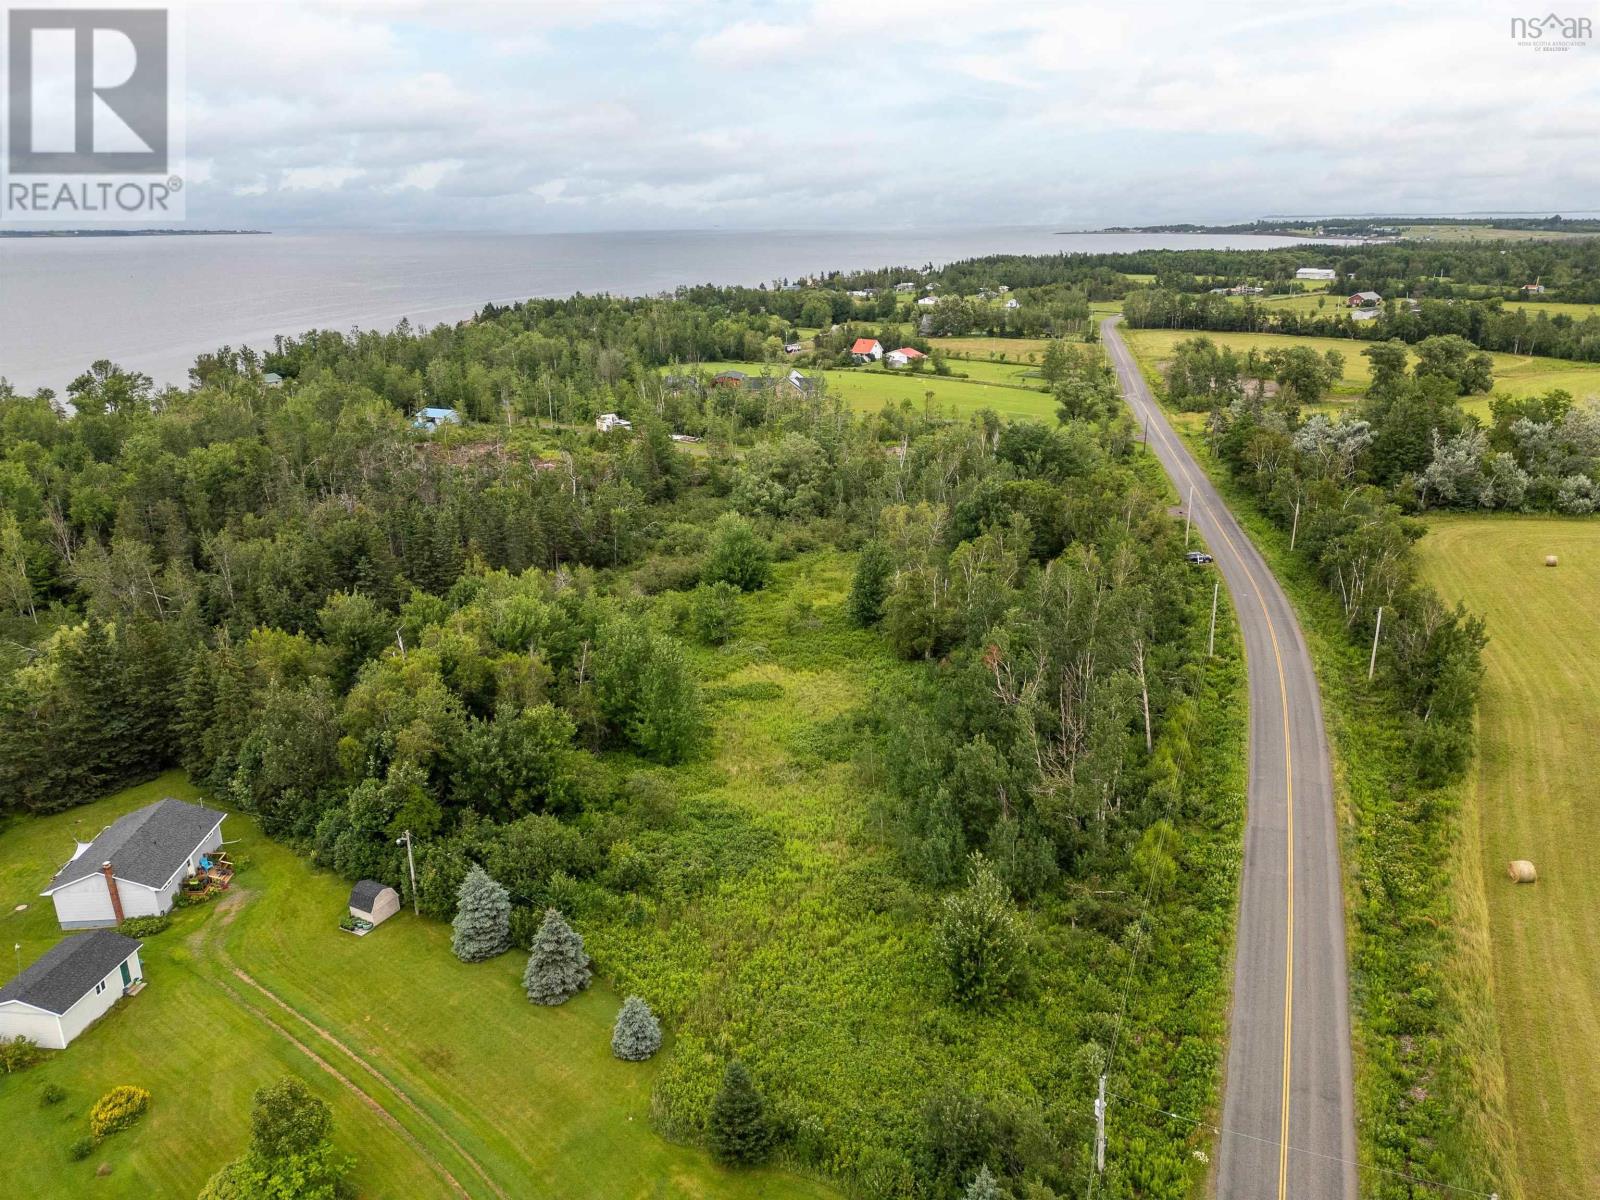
[851,338,883,363]
[885,347,926,368]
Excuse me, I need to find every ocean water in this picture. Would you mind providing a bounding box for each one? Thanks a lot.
[0,227,1312,392]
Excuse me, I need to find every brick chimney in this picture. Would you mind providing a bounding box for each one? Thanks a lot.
[101,862,125,924]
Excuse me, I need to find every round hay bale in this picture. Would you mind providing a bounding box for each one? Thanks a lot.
[1545,555,1559,567]
[1508,859,1537,884]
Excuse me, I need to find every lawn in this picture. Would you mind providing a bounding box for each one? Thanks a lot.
[1120,327,1600,415]
[1503,300,1600,321]
[1416,515,1600,1200]
[0,777,835,1200]
[670,361,1059,423]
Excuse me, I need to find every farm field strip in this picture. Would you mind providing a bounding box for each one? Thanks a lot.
[1416,516,1600,1200]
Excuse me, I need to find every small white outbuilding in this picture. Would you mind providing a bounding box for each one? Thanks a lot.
[349,880,401,928]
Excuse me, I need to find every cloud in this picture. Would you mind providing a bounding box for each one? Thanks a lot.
[163,0,1600,231]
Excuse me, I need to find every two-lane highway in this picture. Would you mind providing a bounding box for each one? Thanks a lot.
[1102,317,1357,1199]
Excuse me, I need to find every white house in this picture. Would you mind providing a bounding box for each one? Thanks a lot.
[595,412,633,433]
[886,347,926,368]
[850,338,883,363]
[0,931,143,1049]
[893,281,917,293]
[412,407,460,433]
[1295,267,1337,281]
[42,799,225,930]
[1004,298,1021,309]
[916,295,939,308]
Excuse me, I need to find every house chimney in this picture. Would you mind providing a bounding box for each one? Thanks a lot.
[101,862,125,924]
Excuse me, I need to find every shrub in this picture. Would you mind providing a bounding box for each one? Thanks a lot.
[522,908,592,1005]
[708,1060,774,1166]
[702,513,772,592]
[69,1135,94,1161]
[451,864,511,962]
[41,1082,67,1105]
[688,581,743,645]
[0,1035,45,1074]
[611,996,662,1061]
[118,914,171,937]
[89,1085,150,1139]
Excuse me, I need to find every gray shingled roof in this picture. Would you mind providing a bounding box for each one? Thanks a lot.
[0,931,142,1015]
[349,879,392,910]
[44,799,225,893]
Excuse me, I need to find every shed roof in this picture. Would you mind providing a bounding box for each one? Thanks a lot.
[45,799,225,893]
[349,879,394,910]
[0,931,141,1015]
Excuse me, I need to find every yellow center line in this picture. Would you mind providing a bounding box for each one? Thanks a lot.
[1111,329,1296,1199]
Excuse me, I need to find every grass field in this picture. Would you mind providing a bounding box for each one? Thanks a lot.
[1416,516,1600,1200]
[1503,300,1600,321]
[1402,224,1598,243]
[0,777,834,1200]
[1120,327,1600,415]
[674,362,1059,423]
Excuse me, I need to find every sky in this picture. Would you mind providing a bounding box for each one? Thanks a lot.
[120,0,1600,230]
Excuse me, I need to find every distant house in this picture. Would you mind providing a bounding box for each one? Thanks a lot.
[711,370,748,387]
[784,342,806,355]
[595,412,633,432]
[916,296,939,308]
[885,347,927,368]
[1348,291,1383,308]
[851,338,883,363]
[1296,267,1337,281]
[41,799,225,930]
[893,282,917,293]
[669,432,702,443]
[261,372,284,387]
[1521,282,1546,294]
[1208,287,1230,295]
[412,407,460,432]
[1351,308,1382,322]
[348,880,401,929]
[747,369,819,398]
[997,285,1010,294]
[0,931,144,1050]
[1004,297,1021,309]
[847,288,876,299]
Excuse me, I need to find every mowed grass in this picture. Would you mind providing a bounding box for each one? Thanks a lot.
[0,777,835,1200]
[1416,516,1600,1200]
[1120,327,1600,416]
[673,362,1058,423]
[1503,300,1600,321]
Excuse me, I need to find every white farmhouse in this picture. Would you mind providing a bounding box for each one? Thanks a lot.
[0,931,144,1049]
[595,412,633,433]
[41,799,225,930]
[1295,267,1337,281]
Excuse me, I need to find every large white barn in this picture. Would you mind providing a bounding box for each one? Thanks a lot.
[41,799,226,930]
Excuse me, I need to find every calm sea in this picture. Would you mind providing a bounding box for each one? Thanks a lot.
[0,228,1314,392]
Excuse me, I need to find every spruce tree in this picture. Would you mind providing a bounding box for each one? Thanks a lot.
[707,1060,773,1166]
[611,995,662,1061]
[965,1164,1001,1200]
[450,865,511,962]
[522,907,592,1005]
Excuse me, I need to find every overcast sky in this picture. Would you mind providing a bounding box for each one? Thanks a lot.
[170,0,1600,231]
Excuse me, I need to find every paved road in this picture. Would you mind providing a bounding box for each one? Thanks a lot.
[1102,317,1357,1200]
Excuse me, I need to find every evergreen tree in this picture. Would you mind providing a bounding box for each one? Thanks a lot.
[965,1164,1001,1200]
[451,865,511,962]
[846,539,892,626]
[707,1060,773,1166]
[935,854,1025,1008]
[610,995,662,1061]
[522,907,591,1004]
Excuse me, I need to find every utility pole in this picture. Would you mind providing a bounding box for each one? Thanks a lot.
[1368,606,1384,680]
[1208,582,1219,657]
[1183,484,1194,546]
[1289,498,1301,552]
[396,830,419,916]
[1094,1074,1107,1173]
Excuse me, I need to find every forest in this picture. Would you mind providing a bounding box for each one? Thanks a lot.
[0,293,1241,1198]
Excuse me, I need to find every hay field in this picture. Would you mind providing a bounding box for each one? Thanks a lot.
[1417,515,1600,1200]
